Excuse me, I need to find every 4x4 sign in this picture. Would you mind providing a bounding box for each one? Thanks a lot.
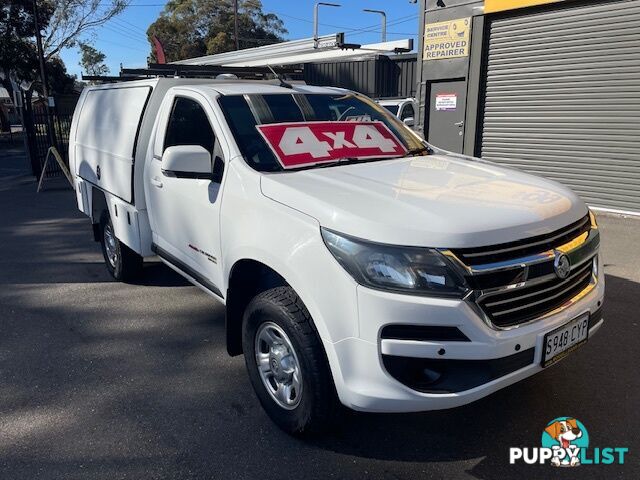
[256,121,407,169]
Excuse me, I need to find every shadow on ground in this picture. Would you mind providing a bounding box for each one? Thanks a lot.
[0,176,637,480]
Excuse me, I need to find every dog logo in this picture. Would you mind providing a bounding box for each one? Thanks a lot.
[554,252,571,279]
[542,417,588,467]
[511,417,628,466]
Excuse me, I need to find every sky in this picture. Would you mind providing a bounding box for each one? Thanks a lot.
[59,0,420,79]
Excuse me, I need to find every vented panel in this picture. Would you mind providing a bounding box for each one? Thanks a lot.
[481,0,640,213]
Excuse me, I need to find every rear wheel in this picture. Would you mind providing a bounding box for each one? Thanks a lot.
[242,286,339,435]
[99,211,143,282]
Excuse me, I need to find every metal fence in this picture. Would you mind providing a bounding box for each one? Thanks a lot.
[20,92,77,178]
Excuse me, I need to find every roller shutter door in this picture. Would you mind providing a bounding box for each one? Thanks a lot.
[481,0,640,213]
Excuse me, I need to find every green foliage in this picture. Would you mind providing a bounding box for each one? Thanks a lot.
[44,1,129,59]
[147,0,287,62]
[0,1,75,96]
[78,42,109,76]
[0,0,51,85]
[0,0,129,96]
[46,56,77,94]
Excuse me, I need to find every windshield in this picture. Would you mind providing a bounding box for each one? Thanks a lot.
[381,104,399,115]
[218,92,424,172]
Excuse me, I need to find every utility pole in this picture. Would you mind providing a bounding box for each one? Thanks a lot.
[32,0,58,154]
[363,9,387,43]
[33,0,48,101]
[233,0,239,50]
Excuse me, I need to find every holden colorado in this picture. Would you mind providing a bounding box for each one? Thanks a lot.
[69,78,604,434]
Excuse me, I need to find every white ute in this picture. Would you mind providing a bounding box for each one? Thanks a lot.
[69,77,604,434]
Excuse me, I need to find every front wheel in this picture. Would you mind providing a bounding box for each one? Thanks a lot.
[99,211,143,282]
[242,287,339,435]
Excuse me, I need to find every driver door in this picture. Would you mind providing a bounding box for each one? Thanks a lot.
[145,90,227,296]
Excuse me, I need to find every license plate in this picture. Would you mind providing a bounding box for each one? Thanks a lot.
[542,314,590,367]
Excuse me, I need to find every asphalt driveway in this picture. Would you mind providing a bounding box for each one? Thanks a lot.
[0,169,638,479]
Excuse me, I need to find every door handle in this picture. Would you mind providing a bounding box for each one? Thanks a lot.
[454,121,464,127]
[151,177,163,188]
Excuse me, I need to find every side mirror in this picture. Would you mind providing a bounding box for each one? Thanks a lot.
[161,145,212,179]
[403,117,415,127]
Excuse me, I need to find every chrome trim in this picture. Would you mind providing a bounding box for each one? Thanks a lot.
[483,264,592,309]
[450,250,556,274]
[445,225,600,331]
[440,226,599,275]
[488,270,592,317]
[466,258,598,331]
[475,250,595,297]
[458,216,590,259]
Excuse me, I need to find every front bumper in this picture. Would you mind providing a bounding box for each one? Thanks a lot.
[327,255,604,413]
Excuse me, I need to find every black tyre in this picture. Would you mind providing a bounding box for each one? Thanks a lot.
[99,211,143,282]
[242,286,339,435]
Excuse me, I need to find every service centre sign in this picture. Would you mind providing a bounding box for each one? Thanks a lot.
[256,121,407,169]
[423,17,471,60]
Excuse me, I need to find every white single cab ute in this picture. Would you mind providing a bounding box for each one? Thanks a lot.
[376,97,417,127]
[69,77,604,434]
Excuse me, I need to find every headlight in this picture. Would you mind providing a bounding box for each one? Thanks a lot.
[321,228,468,297]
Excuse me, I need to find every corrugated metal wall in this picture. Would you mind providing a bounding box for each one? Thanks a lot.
[380,55,417,98]
[480,0,640,213]
[304,54,417,98]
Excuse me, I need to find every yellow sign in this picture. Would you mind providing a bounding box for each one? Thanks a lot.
[484,0,564,14]
[423,17,471,61]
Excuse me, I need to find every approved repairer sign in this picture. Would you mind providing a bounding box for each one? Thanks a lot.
[423,17,471,61]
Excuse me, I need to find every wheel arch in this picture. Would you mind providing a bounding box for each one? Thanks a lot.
[225,258,289,356]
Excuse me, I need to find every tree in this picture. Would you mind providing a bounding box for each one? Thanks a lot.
[0,1,125,131]
[43,0,130,59]
[0,0,49,89]
[0,1,128,111]
[78,42,109,77]
[147,0,287,63]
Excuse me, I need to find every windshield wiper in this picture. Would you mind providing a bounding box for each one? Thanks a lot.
[287,147,433,172]
[403,145,433,157]
[287,157,385,171]
[313,157,375,169]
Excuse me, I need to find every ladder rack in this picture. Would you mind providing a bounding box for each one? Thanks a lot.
[82,64,303,83]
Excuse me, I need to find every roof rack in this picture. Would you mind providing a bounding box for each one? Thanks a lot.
[124,63,301,79]
[81,75,144,83]
[82,64,303,83]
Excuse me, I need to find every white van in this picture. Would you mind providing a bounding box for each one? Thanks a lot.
[69,77,604,434]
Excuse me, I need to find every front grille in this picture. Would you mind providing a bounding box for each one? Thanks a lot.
[452,214,590,266]
[448,214,599,329]
[478,259,594,328]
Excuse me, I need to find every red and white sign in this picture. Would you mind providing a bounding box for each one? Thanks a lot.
[435,93,457,111]
[256,121,407,169]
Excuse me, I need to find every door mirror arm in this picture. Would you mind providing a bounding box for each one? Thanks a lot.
[212,156,225,183]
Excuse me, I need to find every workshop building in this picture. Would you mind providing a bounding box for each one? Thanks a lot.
[416,0,640,214]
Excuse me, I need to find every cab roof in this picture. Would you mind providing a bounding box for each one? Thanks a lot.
[84,77,347,97]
